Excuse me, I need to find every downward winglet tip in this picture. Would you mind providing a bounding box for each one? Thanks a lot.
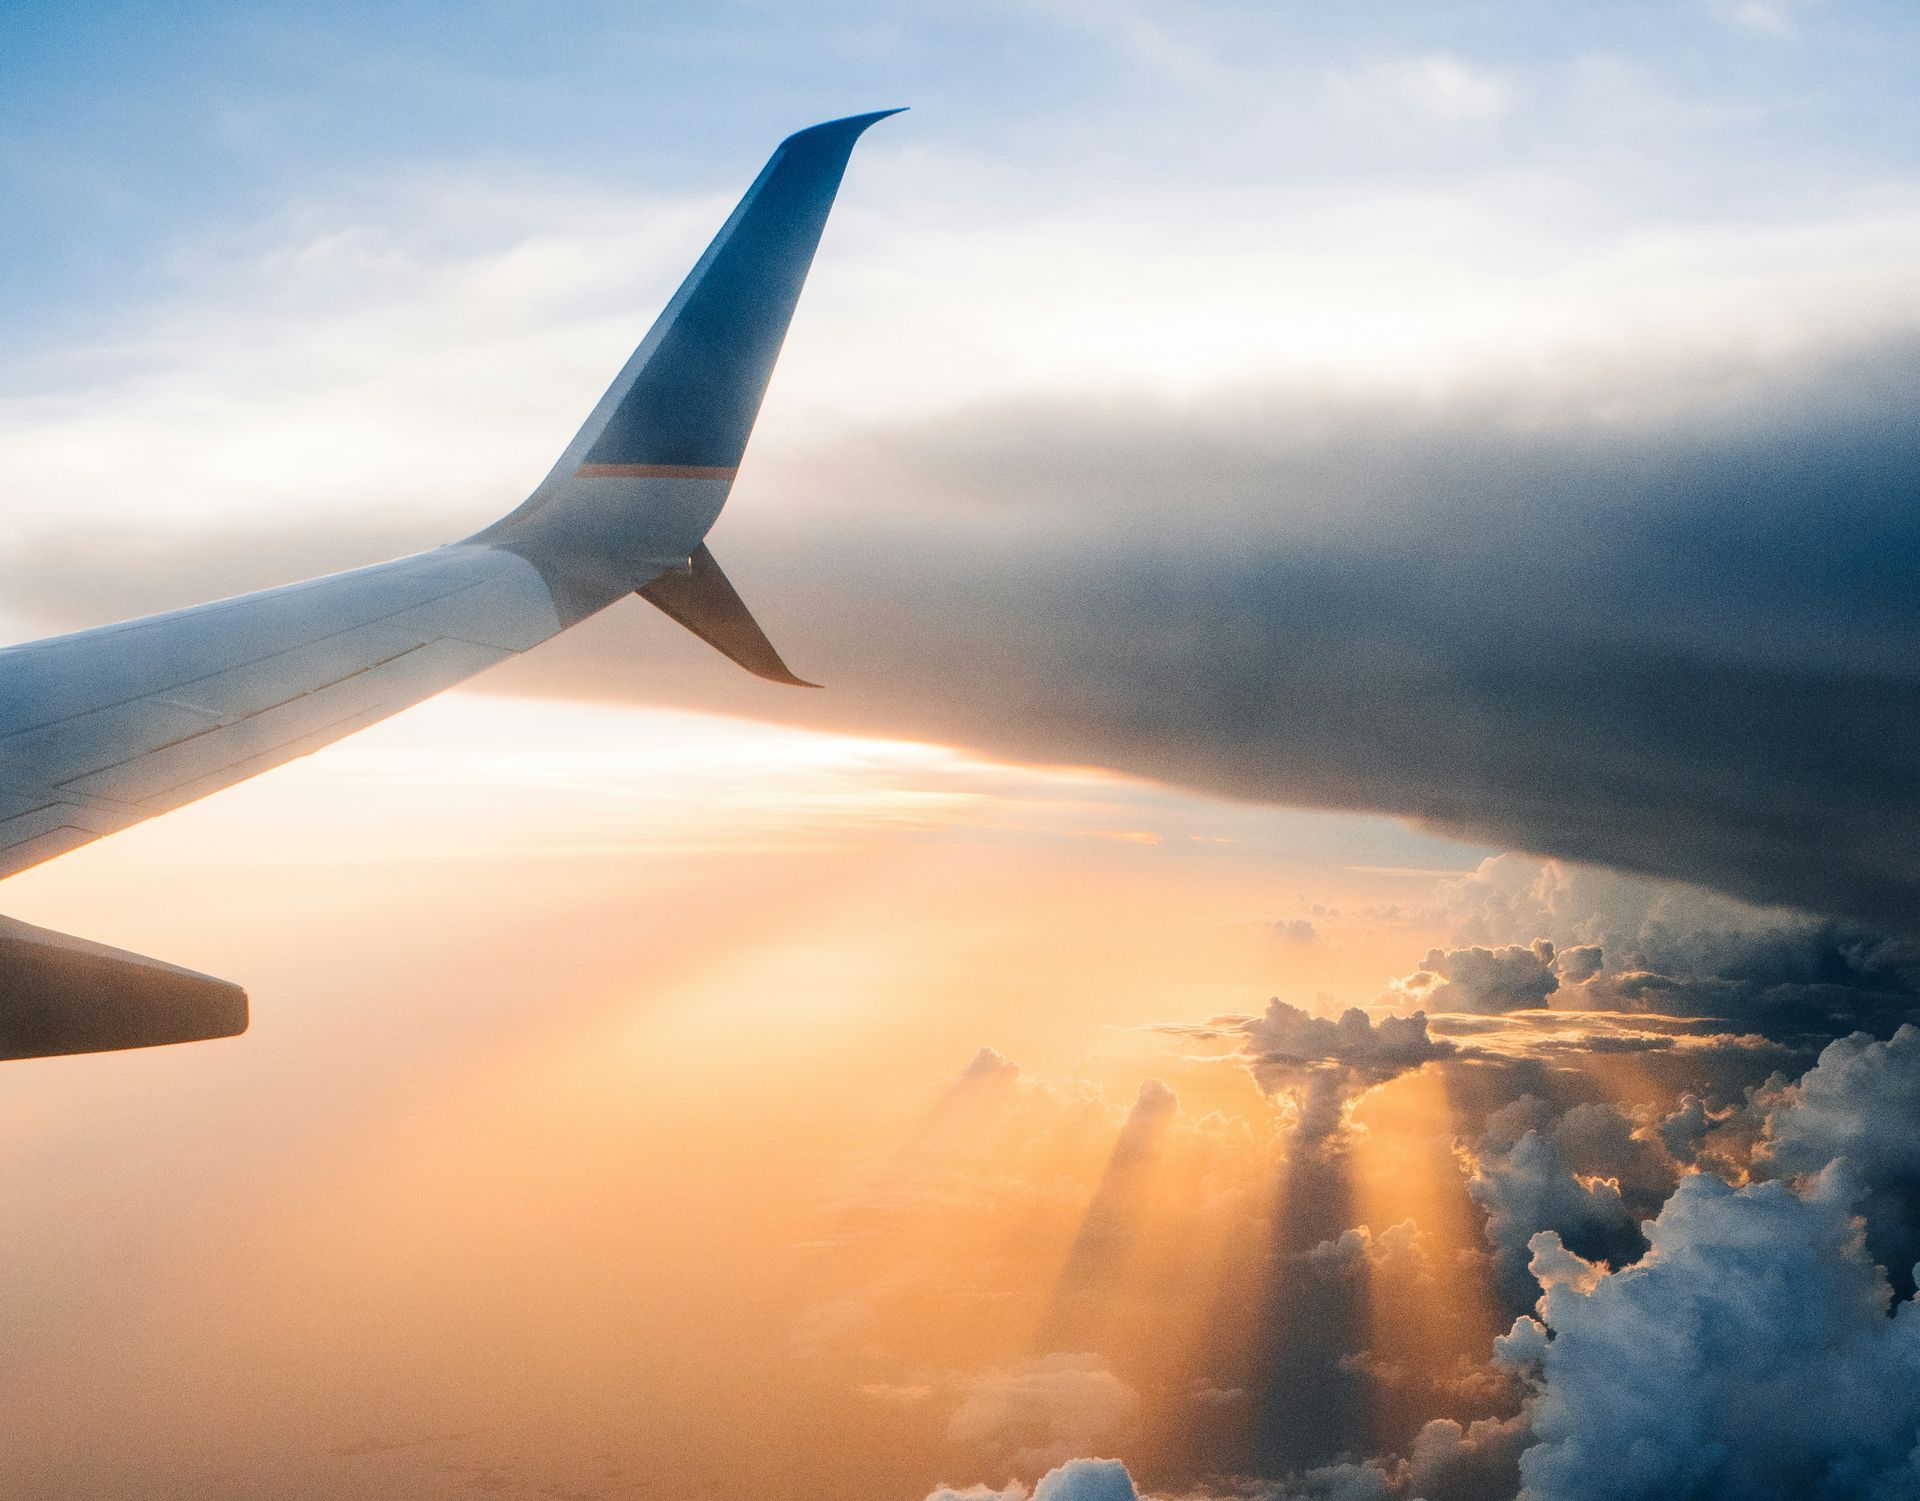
[637,546,823,690]
[750,657,824,691]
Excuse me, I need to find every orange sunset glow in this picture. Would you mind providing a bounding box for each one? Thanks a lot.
[0,694,1786,1498]
[0,694,1488,1495]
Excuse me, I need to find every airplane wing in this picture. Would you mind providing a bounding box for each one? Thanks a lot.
[0,109,900,1060]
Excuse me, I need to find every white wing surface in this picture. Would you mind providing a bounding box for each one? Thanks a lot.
[0,109,899,1059]
[0,547,558,877]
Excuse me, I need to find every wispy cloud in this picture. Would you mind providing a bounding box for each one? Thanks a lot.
[1328,52,1515,126]
[1711,0,1810,37]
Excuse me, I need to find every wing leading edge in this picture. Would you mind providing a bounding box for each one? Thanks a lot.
[0,110,900,1060]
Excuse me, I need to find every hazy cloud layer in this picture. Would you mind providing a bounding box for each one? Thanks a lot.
[11,336,1917,939]
[947,1355,1142,1476]
[745,339,1920,937]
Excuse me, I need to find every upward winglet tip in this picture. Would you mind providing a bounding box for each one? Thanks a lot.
[782,108,908,150]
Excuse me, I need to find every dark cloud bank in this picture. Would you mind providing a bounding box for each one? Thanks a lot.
[8,336,1916,934]
[631,334,1917,939]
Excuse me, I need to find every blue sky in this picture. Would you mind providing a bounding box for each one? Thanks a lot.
[6,0,1920,351]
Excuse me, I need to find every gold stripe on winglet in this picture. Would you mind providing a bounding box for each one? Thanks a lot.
[574,463,738,481]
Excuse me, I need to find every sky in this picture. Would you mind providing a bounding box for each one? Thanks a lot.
[3,3,1920,1499]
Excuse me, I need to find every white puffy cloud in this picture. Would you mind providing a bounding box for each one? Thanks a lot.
[1492,1314,1549,1371]
[1030,1460,1139,1501]
[1655,1093,1716,1160]
[1401,1414,1531,1501]
[1518,1172,1920,1501]
[1758,1023,1920,1292]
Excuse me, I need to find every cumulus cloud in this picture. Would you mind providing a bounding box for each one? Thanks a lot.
[1027,1460,1138,1501]
[1289,1413,1529,1501]
[1300,1219,1426,1278]
[1177,1000,1457,1152]
[1517,1173,1920,1501]
[1556,945,1604,986]
[1547,1102,1681,1215]
[1236,999,1455,1085]
[1654,1093,1720,1161]
[941,1413,1529,1501]
[1161,999,1452,1153]
[926,1025,1920,1501]
[1394,941,1560,1014]
[1466,1099,1653,1313]
[1757,1024,1920,1294]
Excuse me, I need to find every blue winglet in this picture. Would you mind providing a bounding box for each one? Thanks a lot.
[477,110,901,643]
[579,109,905,474]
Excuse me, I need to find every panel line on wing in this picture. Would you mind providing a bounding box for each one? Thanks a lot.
[52,641,443,790]
[0,567,493,741]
